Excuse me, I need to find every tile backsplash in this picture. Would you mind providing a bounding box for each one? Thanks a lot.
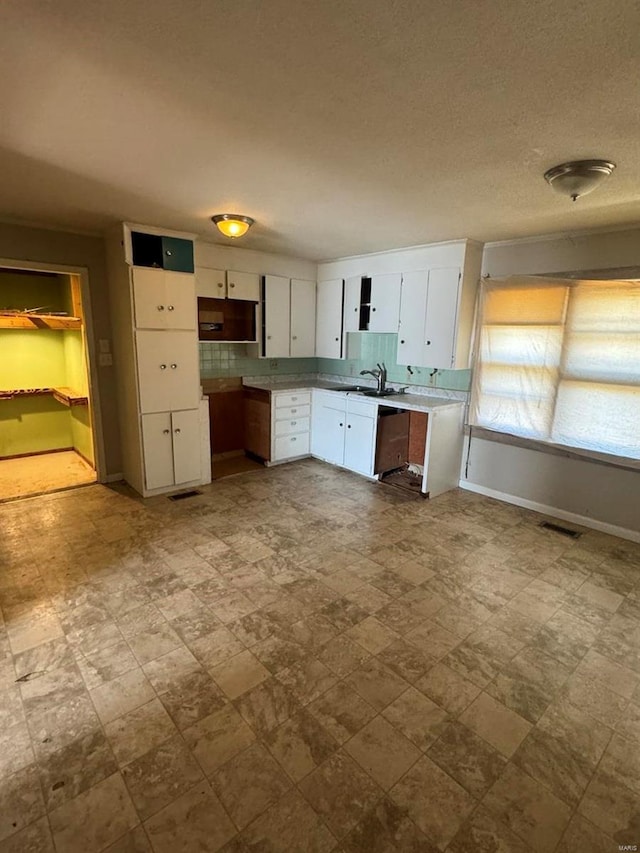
[199,333,471,392]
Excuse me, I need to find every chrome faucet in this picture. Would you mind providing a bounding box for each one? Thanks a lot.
[360,362,387,394]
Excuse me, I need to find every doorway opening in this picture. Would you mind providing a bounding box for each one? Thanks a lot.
[0,266,98,500]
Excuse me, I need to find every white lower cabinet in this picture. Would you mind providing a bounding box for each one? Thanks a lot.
[311,391,376,475]
[271,390,312,462]
[142,409,201,491]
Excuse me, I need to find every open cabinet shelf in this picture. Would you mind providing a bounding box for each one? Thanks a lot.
[0,313,82,330]
[0,387,88,406]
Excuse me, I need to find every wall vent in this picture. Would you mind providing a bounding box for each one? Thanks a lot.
[539,520,581,539]
[168,489,202,501]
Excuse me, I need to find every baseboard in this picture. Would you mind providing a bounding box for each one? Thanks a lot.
[0,447,73,460]
[102,472,124,483]
[459,480,640,544]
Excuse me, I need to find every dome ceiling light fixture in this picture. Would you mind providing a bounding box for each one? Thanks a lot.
[211,214,255,238]
[543,159,616,202]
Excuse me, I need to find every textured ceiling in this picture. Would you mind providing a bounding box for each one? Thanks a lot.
[1,0,639,259]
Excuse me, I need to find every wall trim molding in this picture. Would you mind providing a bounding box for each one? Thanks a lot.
[459,480,640,544]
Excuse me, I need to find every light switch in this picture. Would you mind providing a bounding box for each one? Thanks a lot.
[99,339,111,353]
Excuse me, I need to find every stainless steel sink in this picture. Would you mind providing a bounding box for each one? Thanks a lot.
[362,388,398,397]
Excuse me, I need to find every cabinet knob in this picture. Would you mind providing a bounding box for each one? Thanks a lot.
[291,421,297,426]
[160,363,167,369]
[162,429,170,434]
[157,305,165,311]
[347,424,352,429]
[292,396,297,400]
[267,335,272,340]
[292,335,297,340]
[174,428,181,434]
[339,422,343,427]
[335,337,339,341]
[165,249,173,256]
[218,282,224,288]
[167,305,174,311]
[170,363,177,369]
[372,307,376,312]
[426,340,431,345]
[400,339,405,344]
[291,408,297,413]
[229,282,235,288]
[354,308,358,312]
[291,436,297,441]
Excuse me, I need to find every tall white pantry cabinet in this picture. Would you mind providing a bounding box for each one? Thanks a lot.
[107,224,209,496]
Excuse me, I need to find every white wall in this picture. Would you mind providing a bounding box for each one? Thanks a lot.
[462,226,640,541]
[196,241,316,280]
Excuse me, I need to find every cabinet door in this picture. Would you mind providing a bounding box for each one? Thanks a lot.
[165,272,196,330]
[344,412,376,476]
[397,270,429,366]
[311,403,345,465]
[343,276,362,333]
[166,331,200,411]
[290,279,316,357]
[171,409,201,484]
[227,271,260,302]
[136,331,172,413]
[263,275,291,358]
[196,268,226,298]
[315,279,343,358]
[141,412,174,491]
[423,267,460,369]
[369,273,401,333]
[132,267,167,329]
[161,236,194,273]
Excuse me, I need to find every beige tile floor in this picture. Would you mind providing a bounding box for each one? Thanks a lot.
[0,458,638,852]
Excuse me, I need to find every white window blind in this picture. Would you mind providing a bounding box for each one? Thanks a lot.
[470,276,640,463]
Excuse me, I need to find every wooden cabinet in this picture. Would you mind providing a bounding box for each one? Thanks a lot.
[290,279,316,357]
[244,387,271,460]
[263,275,291,358]
[344,274,401,333]
[316,279,344,358]
[132,268,196,330]
[207,390,245,453]
[141,409,201,491]
[397,267,461,369]
[136,330,200,414]
[196,268,260,301]
[311,391,377,475]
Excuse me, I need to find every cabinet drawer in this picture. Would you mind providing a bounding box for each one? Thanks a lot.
[313,390,347,412]
[347,397,379,417]
[274,417,310,437]
[274,391,311,408]
[274,432,310,460]
[275,404,310,421]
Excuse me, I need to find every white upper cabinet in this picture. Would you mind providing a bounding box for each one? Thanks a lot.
[397,267,461,369]
[369,273,401,332]
[263,275,291,358]
[136,330,200,414]
[132,268,196,330]
[315,279,344,359]
[290,279,316,357]
[342,274,401,333]
[196,267,226,298]
[227,271,260,301]
[196,268,260,301]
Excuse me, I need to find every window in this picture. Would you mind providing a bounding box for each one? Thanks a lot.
[470,276,640,462]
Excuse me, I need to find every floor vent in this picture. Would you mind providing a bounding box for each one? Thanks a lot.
[539,521,582,539]
[168,489,202,501]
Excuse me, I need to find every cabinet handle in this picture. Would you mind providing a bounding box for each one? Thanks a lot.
[291,408,297,413]
[291,436,297,442]
[229,282,235,288]
[291,421,297,426]
[165,249,173,256]
[157,305,165,311]
[174,428,181,434]
[160,364,167,369]
[162,429,170,434]
[170,363,177,369]
[292,396,297,400]
[167,305,174,311]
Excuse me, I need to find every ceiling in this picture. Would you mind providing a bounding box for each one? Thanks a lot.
[1,0,639,260]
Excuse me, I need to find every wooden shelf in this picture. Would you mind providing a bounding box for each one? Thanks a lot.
[0,313,82,330]
[0,387,88,406]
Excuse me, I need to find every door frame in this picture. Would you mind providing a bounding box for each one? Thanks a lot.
[0,256,107,484]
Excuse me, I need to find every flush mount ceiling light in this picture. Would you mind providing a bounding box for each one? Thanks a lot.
[211,214,255,238]
[543,159,616,202]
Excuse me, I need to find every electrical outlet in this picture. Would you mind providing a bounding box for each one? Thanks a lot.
[269,359,278,369]
[98,353,113,367]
